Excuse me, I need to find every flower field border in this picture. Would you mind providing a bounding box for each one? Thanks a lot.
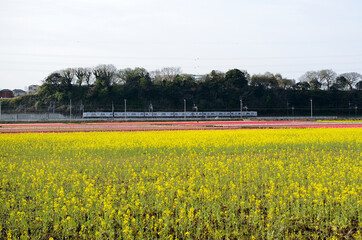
[0,120,361,133]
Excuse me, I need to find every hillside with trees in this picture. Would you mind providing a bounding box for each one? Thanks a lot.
[3,65,362,117]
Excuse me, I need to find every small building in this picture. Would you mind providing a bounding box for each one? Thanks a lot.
[0,89,14,98]
[27,85,40,95]
[13,89,27,97]
[192,75,205,81]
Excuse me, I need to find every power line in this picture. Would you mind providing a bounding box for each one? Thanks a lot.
[1,52,362,61]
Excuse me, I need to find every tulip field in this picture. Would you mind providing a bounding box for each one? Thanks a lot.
[0,127,361,239]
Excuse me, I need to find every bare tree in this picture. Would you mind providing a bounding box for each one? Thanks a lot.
[272,72,296,89]
[93,64,118,87]
[318,69,336,90]
[278,78,295,89]
[357,81,362,90]
[59,68,75,88]
[299,71,319,83]
[299,70,336,90]
[118,67,149,85]
[149,69,163,82]
[74,67,93,87]
[250,72,278,89]
[75,68,87,86]
[339,72,362,90]
[149,67,182,82]
[161,67,182,82]
[84,68,93,86]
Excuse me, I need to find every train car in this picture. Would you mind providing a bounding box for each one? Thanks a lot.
[83,112,113,118]
[127,112,145,118]
[84,111,257,118]
[101,112,113,118]
[163,112,174,118]
[203,112,229,117]
[174,112,185,118]
[151,112,174,118]
[185,112,193,117]
[230,111,241,117]
[203,112,216,117]
[144,112,153,117]
[113,112,145,118]
[114,112,122,117]
[83,112,93,118]
[192,112,204,117]
[229,111,258,117]
[245,111,257,117]
[218,112,231,117]
[172,112,203,118]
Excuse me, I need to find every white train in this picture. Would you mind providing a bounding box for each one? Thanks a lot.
[83,111,257,118]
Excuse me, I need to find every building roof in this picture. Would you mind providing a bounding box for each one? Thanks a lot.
[13,89,26,92]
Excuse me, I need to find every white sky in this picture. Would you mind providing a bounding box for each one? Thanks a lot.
[1,0,362,90]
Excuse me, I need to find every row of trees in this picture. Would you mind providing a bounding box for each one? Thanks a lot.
[43,65,362,92]
[43,66,183,88]
[298,70,362,91]
[4,65,361,116]
[39,66,251,109]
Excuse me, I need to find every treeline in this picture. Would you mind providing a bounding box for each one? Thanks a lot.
[7,65,362,116]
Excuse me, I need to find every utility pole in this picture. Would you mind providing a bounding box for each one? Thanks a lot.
[192,104,198,117]
[184,99,186,119]
[70,99,72,120]
[112,101,114,120]
[0,100,2,120]
[124,99,127,121]
[355,105,358,116]
[240,99,243,118]
[149,103,153,117]
[310,99,313,118]
[80,100,84,118]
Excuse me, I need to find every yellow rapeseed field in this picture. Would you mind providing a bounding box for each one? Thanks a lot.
[0,128,361,239]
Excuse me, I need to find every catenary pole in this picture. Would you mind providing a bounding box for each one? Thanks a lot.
[124,99,127,121]
[184,99,186,119]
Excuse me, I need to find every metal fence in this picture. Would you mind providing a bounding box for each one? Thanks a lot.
[0,101,360,121]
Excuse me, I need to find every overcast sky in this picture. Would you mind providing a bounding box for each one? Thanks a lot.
[1,0,362,90]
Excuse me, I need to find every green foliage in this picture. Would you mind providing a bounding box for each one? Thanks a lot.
[225,69,248,89]
[5,67,362,115]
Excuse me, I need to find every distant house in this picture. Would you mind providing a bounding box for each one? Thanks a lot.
[27,85,40,95]
[192,75,204,81]
[13,89,27,97]
[0,89,14,98]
